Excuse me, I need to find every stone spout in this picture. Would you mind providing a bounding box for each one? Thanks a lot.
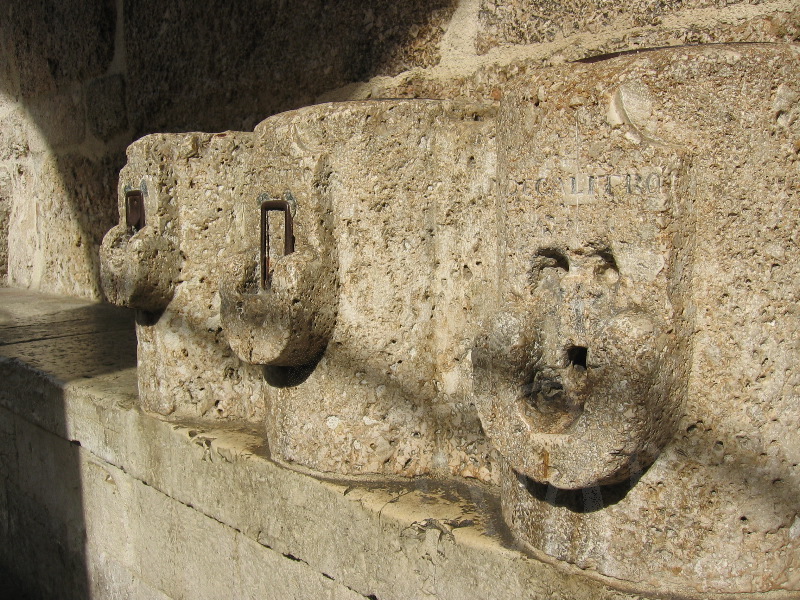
[100,181,179,311]
[220,188,338,367]
[220,245,337,367]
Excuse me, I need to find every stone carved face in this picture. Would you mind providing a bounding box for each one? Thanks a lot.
[474,239,675,489]
[473,90,686,489]
[483,46,800,595]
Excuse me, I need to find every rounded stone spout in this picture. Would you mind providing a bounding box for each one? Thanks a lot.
[219,248,336,366]
[219,190,337,367]
[100,185,179,311]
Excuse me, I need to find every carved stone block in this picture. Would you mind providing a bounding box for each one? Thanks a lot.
[101,100,500,482]
[100,44,800,596]
[486,44,800,595]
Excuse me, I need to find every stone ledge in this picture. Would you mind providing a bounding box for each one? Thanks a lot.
[1,288,792,600]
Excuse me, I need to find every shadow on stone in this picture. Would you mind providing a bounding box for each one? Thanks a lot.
[517,466,649,514]
[0,291,138,598]
[0,0,457,297]
[263,350,325,389]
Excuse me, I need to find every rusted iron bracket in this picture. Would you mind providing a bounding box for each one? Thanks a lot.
[125,189,145,233]
[260,199,295,289]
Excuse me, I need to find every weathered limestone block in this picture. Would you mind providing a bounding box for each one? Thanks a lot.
[481,44,800,595]
[86,74,129,142]
[123,0,457,134]
[7,0,115,98]
[102,100,500,481]
[219,191,337,367]
[26,90,86,149]
[5,151,118,298]
[0,166,10,282]
[101,43,800,596]
[472,145,689,490]
[102,130,267,419]
[246,102,498,479]
[100,138,181,311]
[220,235,338,367]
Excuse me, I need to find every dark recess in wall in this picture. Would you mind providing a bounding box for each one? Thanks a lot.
[124,0,457,134]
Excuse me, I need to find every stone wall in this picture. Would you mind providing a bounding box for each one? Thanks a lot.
[0,0,458,298]
[0,0,798,298]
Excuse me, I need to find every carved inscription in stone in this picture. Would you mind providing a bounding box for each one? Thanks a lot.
[524,170,663,198]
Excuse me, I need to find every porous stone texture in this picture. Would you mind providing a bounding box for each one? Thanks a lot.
[104,130,269,421]
[249,101,497,480]
[475,0,800,54]
[100,141,181,311]
[1,0,798,300]
[3,2,800,597]
[100,43,800,597]
[491,44,800,595]
[2,149,120,297]
[0,0,460,300]
[0,165,10,284]
[6,0,115,98]
[86,74,128,143]
[102,99,502,483]
[473,139,689,490]
[0,0,123,299]
[327,1,800,106]
[0,288,656,600]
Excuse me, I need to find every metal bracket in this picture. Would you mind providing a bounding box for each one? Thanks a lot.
[260,199,295,289]
[125,189,145,233]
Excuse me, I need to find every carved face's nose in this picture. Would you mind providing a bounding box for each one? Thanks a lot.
[525,245,616,374]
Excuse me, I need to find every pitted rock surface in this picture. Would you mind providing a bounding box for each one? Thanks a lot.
[494,44,800,595]
[102,100,502,483]
[100,44,800,596]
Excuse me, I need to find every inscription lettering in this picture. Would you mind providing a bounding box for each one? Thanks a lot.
[646,173,661,193]
[523,170,663,199]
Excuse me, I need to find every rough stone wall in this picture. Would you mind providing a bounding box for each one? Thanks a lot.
[475,0,800,53]
[0,0,124,297]
[323,0,800,101]
[0,0,798,298]
[97,42,800,595]
[100,100,502,483]
[0,0,458,298]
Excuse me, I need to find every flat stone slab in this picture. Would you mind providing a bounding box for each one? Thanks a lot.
[0,288,137,380]
[0,288,790,599]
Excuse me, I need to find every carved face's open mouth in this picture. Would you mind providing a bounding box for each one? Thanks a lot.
[519,364,586,433]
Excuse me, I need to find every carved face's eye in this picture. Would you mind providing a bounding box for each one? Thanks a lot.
[591,248,619,285]
[530,247,569,287]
